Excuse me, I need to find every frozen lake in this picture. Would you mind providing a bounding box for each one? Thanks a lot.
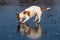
[0,4,60,40]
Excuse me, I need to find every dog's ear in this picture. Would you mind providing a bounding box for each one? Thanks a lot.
[23,11,30,16]
[16,14,19,17]
[16,14,20,21]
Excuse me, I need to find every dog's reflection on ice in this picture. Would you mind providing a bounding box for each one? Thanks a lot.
[17,22,42,39]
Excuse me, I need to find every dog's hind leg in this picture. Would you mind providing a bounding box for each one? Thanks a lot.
[37,12,42,23]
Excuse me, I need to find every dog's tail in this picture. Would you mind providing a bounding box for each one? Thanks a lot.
[41,7,51,11]
[47,7,51,10]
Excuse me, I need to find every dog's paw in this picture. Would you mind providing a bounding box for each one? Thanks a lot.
[22,22,25,24]
[37,22,40,24]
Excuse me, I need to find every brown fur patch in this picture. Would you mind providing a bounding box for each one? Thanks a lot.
[27,28,31,34]
[23,11,30,16]
[41,8,47,11]
[16,14,20,22]
[24,28,31,35]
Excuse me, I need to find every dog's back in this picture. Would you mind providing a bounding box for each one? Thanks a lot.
[24,6,41,17]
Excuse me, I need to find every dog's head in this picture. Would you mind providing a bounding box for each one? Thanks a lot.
[16,11,30,23]
[16,14,22,22]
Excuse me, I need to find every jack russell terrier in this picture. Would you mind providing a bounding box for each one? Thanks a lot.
[17,22,42,39]
[16,6,50,23]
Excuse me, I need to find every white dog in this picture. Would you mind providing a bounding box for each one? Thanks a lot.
[16,6,50,23]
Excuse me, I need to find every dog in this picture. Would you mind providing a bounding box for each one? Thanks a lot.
[17,22,42,39]
[16,6,50,23]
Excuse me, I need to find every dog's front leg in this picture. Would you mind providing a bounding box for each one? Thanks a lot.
[33,15,38,22]
[22,17,30,23]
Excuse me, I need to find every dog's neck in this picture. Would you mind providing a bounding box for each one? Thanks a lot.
[19,12,25,18]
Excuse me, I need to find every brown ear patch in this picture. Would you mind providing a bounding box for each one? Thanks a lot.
[23,11,30,16]
[16,14,20,22]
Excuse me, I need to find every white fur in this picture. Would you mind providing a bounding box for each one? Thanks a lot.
[47,7,51,10]
[19,6,50,23]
